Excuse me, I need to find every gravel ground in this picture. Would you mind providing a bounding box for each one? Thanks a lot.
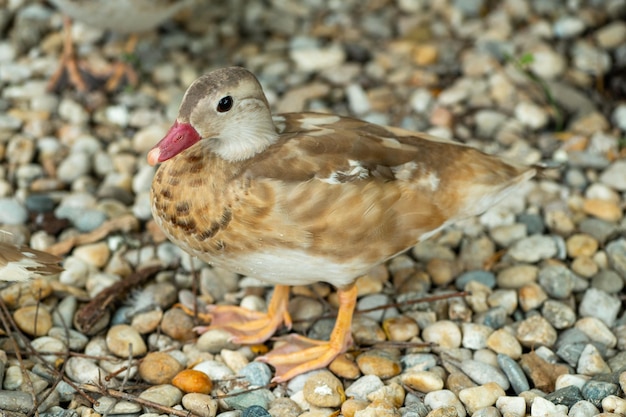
[1,0,626,416]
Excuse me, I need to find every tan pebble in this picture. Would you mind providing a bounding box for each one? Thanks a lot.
[139,352,184,385]
[133,123,169,153]
[402,370,444,393]
[430,107,453,128]
[352,316,386,345]
[181,393,217,417]
[619,371,626,393]
[356,264,389,296]
[518,282,548,312]
[219,349,248,373]
[566,233,599,257]
[422,320,462,348]
[602,395,626,415]
[446,372,477,396]
[303,370,345,408]
[341,398,369,417]
[571,256,598,278]
[367,382,404,407]
[13,305,52,336]
[355,349,401,379]
[383,315,419,342]
[413,44,439,66]
[172,369,213,394]
[73,242,110,268]
[486,328,522,359]
[458,382,505,414]
[583,199,623,222]
[268,398,302,417]
[355,400,400,417]
[497,265,538,288]
[161,308,196,341]
[575,317,616,348]
[106,324,147,357]
[516,315,557,348]
[131,309,163,334]
[329,353,361,380]
[425,406,460,417]
[427,258,458,286]
[464,281,491,313]
[2,279,54,309]
[519,351,568,392]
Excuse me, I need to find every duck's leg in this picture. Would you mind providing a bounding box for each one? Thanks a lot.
[257,284,357,382]
[105,34,139,91]
[47,16,92,92]
[193,285,292,344]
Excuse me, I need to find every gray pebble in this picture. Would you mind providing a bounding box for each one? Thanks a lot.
[139,384,183,409]
[538,265,574,299]
[239,362,272,387]
[590,270,624,294]
[508,234,557,263]
[578,287,621,327]
[600,160,626,191]
[57,152,91,183]
[568,400,599,417]
[606,239,626,279]
[516,213,545,235]
[73,209,107,232]
[357,293,394,321]
[455,270,496,290]
[344,374,384,400]
[545,385,583,407]
[497,354,529,394]
[581,380,619,407]
[460,359,510,390]
[542,300,576,329]
[0,197,28,225]
[222,388,274,411]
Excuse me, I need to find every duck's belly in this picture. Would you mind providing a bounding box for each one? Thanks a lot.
[189,246,369,288]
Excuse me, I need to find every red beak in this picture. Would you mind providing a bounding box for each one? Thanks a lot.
[147,121,202,166]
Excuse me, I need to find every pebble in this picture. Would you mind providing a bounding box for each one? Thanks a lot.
[0,197,28,225]
[530,396,568,417]
[497,354,530,395]
[106,324,147,357]
[382,315,419,342]
[139,352,184,385]
[606,239,626,278]
[193,360,235,380]
[458,382,505,415]
[516,315,557,348]
[460,359,510,391]
[496,264,538,288]
[424,390,466,417]
[13,305,52,336]
[172,369,213,394]
[578,288,620,327]
[355,349,401,379]
[537,265,574,299]
[402,370,445,393]
[575,317,617,348]
[577,344,610,376]
[422,320,462,349]
[344,375,384,401]
[139,384,184,410]
[486,329,522,359]
[461,323,492,350]
[508,235,558,263]
[303,370,345,408]
[580,380,619,407]
[541,300,577,329]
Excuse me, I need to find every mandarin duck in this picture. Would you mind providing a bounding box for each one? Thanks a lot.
[0,242,63,281]
[148,67,537,382]
[48,0,194,92]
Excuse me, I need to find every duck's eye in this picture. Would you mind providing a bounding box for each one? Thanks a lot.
[217,96,233,113]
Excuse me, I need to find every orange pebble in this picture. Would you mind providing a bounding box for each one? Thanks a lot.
[171,369,213,394]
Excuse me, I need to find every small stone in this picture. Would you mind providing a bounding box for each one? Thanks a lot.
[496,265,538,288]
[422,320,462,349]
[568,400,599,417]
[595,21,626,49]
[172,369,213,394]
[566,234,599,257]
[356,349,401,379]
[462,323,493,350]
[516,315,557,348]
[518,282,548,312]
[601,396,626,415]
[139,352,184,385]
[582,199,622,222]
[341,398,369,417]
[73,242,110,268]
[424,389,466,417]
[530,396,568,417]
[581,380,619,407]
[268,398,302,417]
[514,102,549,129]
[182,393,218,417]
[487,329,522,359]
[538,265,574,299]
[106,324,147,357]
[242,405,271,417]
[139,384,183,410]
[460,359,509,391]
[382,315,419,342]
[65,357,110,385]
[519,352,569,393]
[0,198,28,225]
[577,344,610,376]
[239,362,273,387]
[193,360,234,380]
[541,300,577,329]
[606,239,626,279]
[14,305,52,336]
[130,309,163,335]
[458,382,505,415]
[344,374,384,401]
[508,235,557,263]
[578,287,620,327]
[329,353,361,380]
[575,317,617,348]
[401,370,444,393]
[455,270,496,290]
[497,354,530,395]
[196,329,239,353]
[304,371,346,408]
